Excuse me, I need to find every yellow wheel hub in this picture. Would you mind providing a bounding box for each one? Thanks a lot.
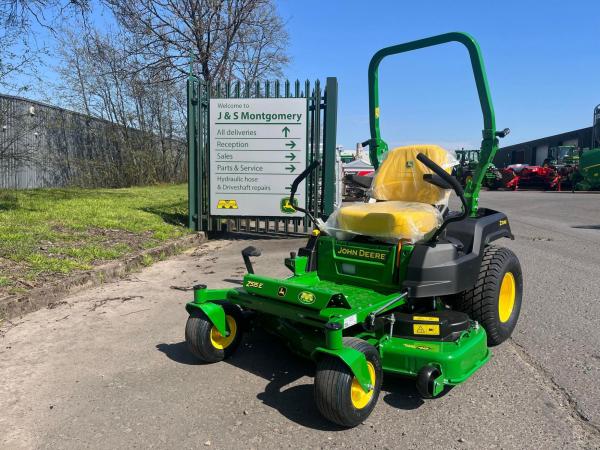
[350,362,376,409]
[498,272,516,323]
[210,315,237,350]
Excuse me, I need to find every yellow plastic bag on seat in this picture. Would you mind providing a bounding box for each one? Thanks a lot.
[369,144,458,205]
[322,145,457,242]
[323,201,442,243]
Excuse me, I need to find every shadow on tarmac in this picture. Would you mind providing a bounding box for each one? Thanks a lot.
[156,342,203,365]
[156,328,428,430]
[572,224,600,230]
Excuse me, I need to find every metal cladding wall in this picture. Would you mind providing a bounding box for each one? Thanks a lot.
[0,95,185,189]
[494,127,593,168]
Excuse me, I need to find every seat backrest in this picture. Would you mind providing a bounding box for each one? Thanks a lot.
[370,144,455,204]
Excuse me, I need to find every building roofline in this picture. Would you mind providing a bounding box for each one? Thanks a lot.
[499,126,592,151]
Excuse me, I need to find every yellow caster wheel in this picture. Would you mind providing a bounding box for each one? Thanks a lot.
[185,309,243,363]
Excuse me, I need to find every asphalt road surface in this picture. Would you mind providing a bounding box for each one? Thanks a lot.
[1,190,600,449]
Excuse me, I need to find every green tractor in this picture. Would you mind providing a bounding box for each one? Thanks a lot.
[577,104,600,190]
[454,148,503,189]
[184,32,522,427]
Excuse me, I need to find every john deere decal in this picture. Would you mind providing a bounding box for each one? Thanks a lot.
[280,197,297,214]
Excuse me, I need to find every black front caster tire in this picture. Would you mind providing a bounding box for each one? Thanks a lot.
[185,309,242,363]
[416,365,442,399]
[314,337,382,427]
[453,246,523,346]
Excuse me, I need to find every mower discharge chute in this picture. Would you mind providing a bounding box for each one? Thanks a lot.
[184,32,523,428]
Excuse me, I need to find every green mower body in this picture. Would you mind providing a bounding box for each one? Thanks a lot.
[184,32,523,427]
[186,231,499,393]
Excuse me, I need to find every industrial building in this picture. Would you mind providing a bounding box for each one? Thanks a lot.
[493,126,593,168]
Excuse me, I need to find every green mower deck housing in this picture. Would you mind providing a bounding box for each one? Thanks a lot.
[187,231,498,394]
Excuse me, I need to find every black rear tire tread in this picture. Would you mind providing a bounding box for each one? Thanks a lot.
[314,337,382,427]
[452,246,522,346]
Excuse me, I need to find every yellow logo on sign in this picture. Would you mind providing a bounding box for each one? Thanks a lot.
[413,324,440,336]
[217,199,238,209]
[298,291,316,305]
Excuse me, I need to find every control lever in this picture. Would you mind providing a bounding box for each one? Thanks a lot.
[241,246,261,274]
[416,153,468,242]
[288,159,321,227]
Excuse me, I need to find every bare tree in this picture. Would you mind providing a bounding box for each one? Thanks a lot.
[0,0,89,173]
[104,0,289,83]
[55,25,187,186]
[0,0,88,89]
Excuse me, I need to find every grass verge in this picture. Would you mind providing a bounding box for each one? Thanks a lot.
[0,184,190,296]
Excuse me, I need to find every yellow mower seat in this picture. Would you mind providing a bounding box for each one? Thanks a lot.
[336,201,441,240]
[334,144,453,241]
[369,144,453,204]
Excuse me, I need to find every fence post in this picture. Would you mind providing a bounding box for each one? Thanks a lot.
[187,76,199,230]
[322,77,338,218]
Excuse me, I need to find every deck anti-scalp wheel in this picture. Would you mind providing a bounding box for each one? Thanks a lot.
[452,245,523,346]
[185,308,243,363]
[314,337,382,427]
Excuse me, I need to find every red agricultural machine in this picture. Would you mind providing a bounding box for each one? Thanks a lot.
[501,163,561,190]
[500,146,580,191]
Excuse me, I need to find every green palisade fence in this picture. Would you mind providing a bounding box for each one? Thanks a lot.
[187,76,338,234]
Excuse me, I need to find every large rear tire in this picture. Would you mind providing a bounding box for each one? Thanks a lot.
[452,246,523,346]
[314,337,382,427]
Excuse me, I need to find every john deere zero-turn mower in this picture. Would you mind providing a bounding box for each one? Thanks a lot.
[185,32,523,427]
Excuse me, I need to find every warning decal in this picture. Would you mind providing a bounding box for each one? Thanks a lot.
[413,324,440,336]
[413,316,439,322]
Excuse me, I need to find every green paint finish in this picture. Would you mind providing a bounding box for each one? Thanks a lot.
[366,32,499,216]
[240,270,403,320]
[317,236,403,291]
[188,266,488,392]
[186,301,227,336]
[379,326,490,384]
[312,346,372,393]
[322,77,339,218]
[579,148,600,189]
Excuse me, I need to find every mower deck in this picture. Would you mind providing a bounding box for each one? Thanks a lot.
[187,266,491,397]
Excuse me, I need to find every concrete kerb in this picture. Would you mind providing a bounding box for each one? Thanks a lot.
[0,232,206,321]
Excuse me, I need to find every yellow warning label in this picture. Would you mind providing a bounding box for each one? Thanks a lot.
[413,316,439,322]
[413,324,440,336]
